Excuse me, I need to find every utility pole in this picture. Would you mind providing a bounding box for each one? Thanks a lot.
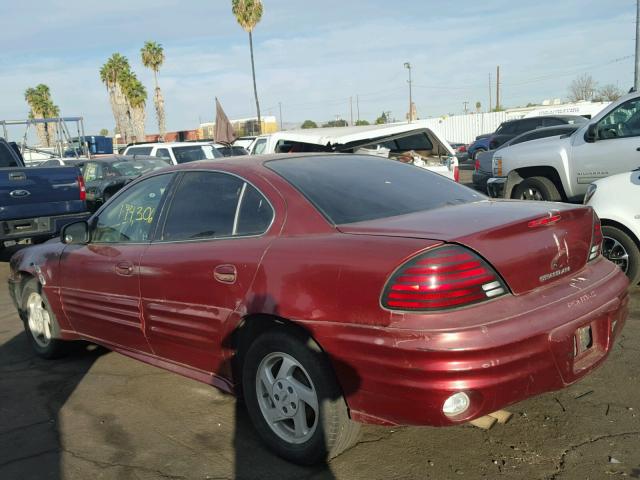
[356,95,360,123]
[496,65,500,111]
[350,96,354,126]
[278,102,283,130]
[489,73,492,113]
[463,101,469,114]
[404,62,413,122]
[633,0,640,92]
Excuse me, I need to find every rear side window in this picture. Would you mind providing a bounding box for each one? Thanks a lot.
[127,146,153,156]
[160,172,273,241]
[267,155,481,224]
[394,133,433,151]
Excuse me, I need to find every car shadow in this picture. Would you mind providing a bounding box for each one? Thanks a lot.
[0,332,106,480]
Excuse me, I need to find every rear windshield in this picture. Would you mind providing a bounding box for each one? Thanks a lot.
[267,155,482,224]
[173,145,221,163]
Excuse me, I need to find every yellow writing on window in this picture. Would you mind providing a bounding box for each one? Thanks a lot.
[118,203,155,225]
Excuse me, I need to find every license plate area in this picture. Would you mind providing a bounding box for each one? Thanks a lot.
[573,325,593,357]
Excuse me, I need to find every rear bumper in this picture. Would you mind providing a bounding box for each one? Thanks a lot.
[487,177,506,198]
[309,259,629,426]
[0,212,90,244]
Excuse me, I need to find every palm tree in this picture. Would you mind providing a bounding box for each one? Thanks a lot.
[100,54,131,142]
[141,41,166,140]
[24,84,60,147]
[123,76,147,142]
[231,0,263,134]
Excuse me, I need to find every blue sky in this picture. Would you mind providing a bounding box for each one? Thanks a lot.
[0,0,636,135]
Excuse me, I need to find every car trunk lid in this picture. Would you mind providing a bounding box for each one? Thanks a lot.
[337,200,595,295]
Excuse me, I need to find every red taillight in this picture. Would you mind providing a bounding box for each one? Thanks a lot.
[589,213,602,261]
[381,245,507,311]
[527,214,561,227]
[454,165,460,183]
[78,176,86,201]
[474,159,480,172]
[457,145,467,153]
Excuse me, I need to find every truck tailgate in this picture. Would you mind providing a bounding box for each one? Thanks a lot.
[0,167,86,221]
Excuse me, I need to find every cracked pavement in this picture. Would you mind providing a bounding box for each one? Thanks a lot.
[0,251,639,479]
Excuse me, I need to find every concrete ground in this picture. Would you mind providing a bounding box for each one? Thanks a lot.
[1,172,639,479]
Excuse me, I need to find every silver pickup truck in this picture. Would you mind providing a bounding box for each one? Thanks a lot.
[487,92,640,202]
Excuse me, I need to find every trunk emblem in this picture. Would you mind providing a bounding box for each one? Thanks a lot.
[9,189,30,198]
[539,233,571,283]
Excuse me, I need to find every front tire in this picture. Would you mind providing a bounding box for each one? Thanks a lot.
[242,329,360,465]
[602,226,640,285]
[512,176,562,201]
[21,279,69,359]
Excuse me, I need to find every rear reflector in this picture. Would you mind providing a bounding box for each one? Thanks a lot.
[381,245,507,311]
[454,165,460,183]
[589,213,602,261]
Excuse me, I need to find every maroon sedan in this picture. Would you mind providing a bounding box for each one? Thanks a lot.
[8,154,629,465]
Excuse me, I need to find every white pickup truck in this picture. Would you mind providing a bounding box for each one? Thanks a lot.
[247,123,460,181]
[487,92,640,201]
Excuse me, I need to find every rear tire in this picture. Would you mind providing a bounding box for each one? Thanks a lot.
[21,279,69,359]
[242,329,360,465]
[512,176,562,201]
[602,226,640,285]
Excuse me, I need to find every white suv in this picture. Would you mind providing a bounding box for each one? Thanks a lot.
[123,142,222,165]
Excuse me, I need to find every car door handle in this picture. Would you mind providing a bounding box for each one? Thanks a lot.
[115,261,134,276]
[214,264,237,284]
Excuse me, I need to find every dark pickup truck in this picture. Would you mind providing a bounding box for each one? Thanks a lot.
[0,138,88,248]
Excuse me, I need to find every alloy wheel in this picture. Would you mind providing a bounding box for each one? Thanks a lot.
[27,292,52,348]
[255,351,319,445]
[603,235,630,274]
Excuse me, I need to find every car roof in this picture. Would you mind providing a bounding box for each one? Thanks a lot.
[127,142,214,148]
[73,155,161,162]
[147,153,353,173]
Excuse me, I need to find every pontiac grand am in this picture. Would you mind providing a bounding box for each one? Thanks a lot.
[8,154,629,464]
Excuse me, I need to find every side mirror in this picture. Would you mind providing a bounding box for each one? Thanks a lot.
[584,123,598,143]
[61,221,89,244]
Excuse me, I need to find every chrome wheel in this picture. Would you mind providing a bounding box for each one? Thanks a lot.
[518,187,544,201]
[603,235,630,274]
[26,292,52,348]
[255,351,319,445]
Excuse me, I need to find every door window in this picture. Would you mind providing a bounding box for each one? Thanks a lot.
[252,138,267,154]
[92,174,172,243]
[516,119,539,134]
[155,148,171,160]
[126,146,153,156]
[597,98,640,139]
[160,172,273,241]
